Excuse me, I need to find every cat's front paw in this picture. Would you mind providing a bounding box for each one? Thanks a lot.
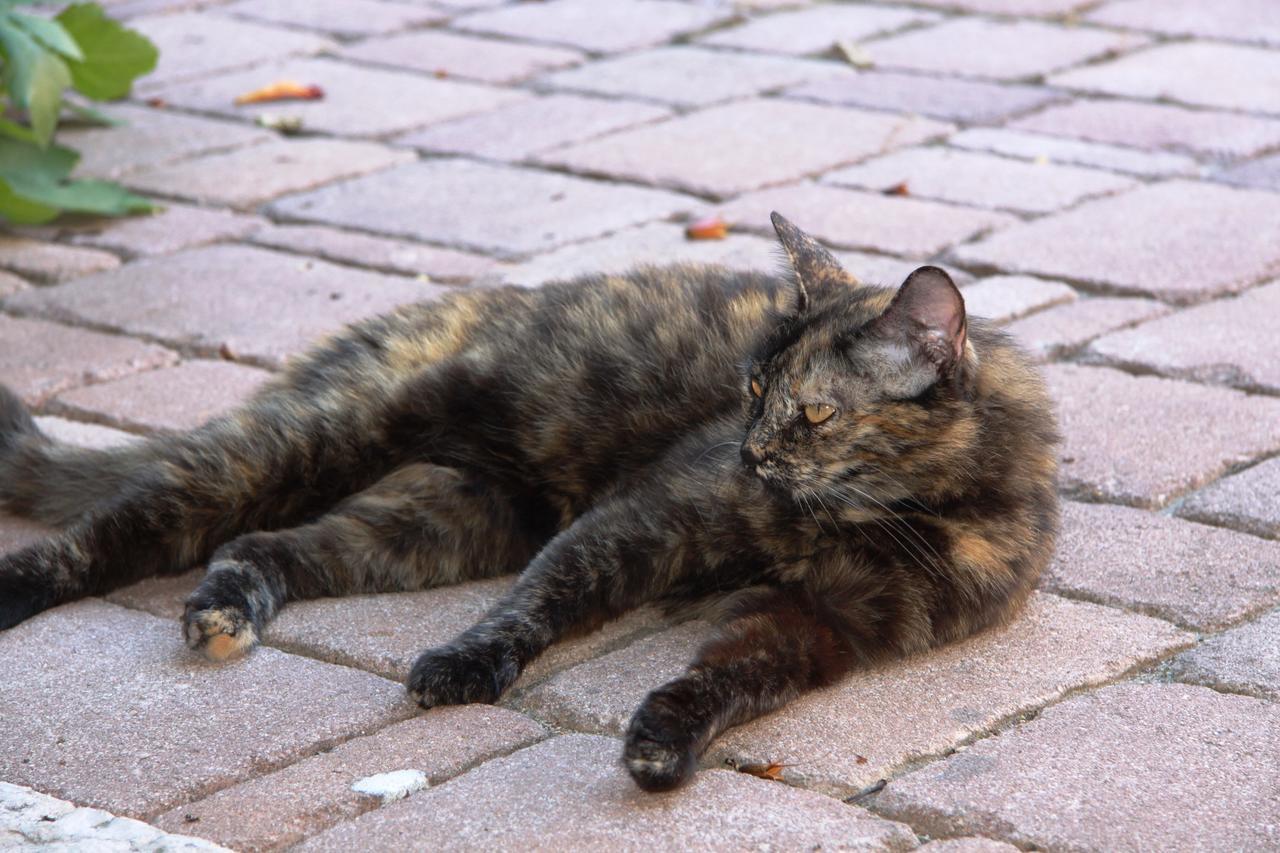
[182,598,257,662]
[407,639,519,708]
[624,706,698,792]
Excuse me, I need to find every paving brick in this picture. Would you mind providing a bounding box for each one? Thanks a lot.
[538,99,951,198]
[949,128,1200,178]
[0,314,178,406]
[826,147,1136,215]
[1052,42,1280,115]
[1088,281,1280,393]
[452,0,731,54]
[342,30,583,84]
[33,416,140,450]
[154,57,528,138]
[130,12,333,89]
[699,4,936,55]
[106,569,202,622]
[123,139,414,210]
[52,360,273,434]
[1045,364,1280,507]
[299,734,918,851]
[953,181,1280,303]
[1178,457,1280,540]
[959,275,1077,324]
[540,46,845,108]
[1089,0,1280,49]
[1170,609,1280,700]
[0,236,118,284]
[874,683,1280,851]
[0,270,27,297]
[270,159,697,258]
[865,19,1145,82]
[5,246,445,369]
[0,600,412,818]
[1046,501,1280,631]
[1004,296,1170,360]
[1011,99,1280,160]
[247,223,498,282]
[57,104,273,181]
[152,710,545,851]
[222,0,444,39]
[919,840,1019,853]
[786,71,1062,125]
[902,0,1091,12]
[396,94,671,162]
[716,182,1014,259]
[522,594,1188,797]
[39,204,264,258]
[0,516,49,556]
[1217,153,1280,192]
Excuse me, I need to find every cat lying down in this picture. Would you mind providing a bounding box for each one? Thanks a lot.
[0,214,1058,792]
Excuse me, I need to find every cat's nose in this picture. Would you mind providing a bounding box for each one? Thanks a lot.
[740,443,765,468]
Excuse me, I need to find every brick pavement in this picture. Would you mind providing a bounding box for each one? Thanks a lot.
[3,0,1279,848]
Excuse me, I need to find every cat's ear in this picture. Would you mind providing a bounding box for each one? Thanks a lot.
[771,211,848,314]
[873,266,968,373]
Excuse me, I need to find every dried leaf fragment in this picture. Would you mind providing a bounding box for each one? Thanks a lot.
[234,80,324,106]
[882,181,909,197]
[727,759,788,782]
[835,39,874,69]
[685,215,729,241]
[255,113,304,134]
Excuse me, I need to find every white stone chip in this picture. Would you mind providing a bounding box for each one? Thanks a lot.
[351,769,429,803]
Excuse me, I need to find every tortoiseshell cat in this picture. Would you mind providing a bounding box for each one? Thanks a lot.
[0,214,1058,791]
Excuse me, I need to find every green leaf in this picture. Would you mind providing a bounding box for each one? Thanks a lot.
[0,176,59,224]
[62,99,122,126]
[0,116,38,143]
[0,136,154,223]
[56,3,157,101]
[0,22,71,144]
[0,136,78,183]
[12,12,83,61]
[6,173,156,217]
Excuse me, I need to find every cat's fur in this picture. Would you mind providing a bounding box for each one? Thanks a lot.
[0,214,1058,791]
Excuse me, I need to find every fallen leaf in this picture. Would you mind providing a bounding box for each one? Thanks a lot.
[726,759,788,782]
[882,181,909,197]
[234,80,324,106]
[856,754,868,765]
[835,39,874,69]
[685,215,729,240]
[145,96,167,108]
[434,69,449,79]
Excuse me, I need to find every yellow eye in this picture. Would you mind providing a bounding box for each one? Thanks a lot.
[750,379,763,398]
[804,403,836,424]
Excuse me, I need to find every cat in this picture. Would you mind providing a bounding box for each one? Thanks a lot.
[0,213,1058,792]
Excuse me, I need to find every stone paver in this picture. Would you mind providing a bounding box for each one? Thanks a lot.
[0,235,119,284]
[904,0,1091,12]
[1004,296,1170,360]
[1045,364,1280,507]
[452,0,731,54]
[0,270,27,297]
[717,182,1014,259]
[1052,42,1280,115]
[0,782,227,852]
[786,72,1062,125]
[342,30,583,84]
[919,840,1018,853]
[33,204,263,258]
[0,600,412,818]
[1088,281,1280,393]
[1170,609,1280,700]
[299,735,918,851]
[123,139,414,209]
[1011,99,1280,159]
[270,159,697,258]
[522,594,1188,797]
[154,57,528,138]
[960,275,1077,324]
[953,181,1280,303]
[948,128,1200,178]
[539,100,952,198]
[152,710,545,851]
[1089,0,1280,48]
[865,19,1144,82]
[51,360,273,434]
[396,94,670,162]
[700,4,936,56]
[825,147,1137,215]
[540,46,845,109]
[33,416,140,450]
[0,516,51,556]
[106,569,202,621]
[0,314,179,406]
[222,0,444,39]
[5,245,446,368]
[1178,457,1280,540]
[1046,501,1280,630]
[873,683,1280,851]
[1217,152,1280,192]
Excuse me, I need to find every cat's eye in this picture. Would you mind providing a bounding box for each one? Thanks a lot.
[750,379,763,398]
[804,403,836,424]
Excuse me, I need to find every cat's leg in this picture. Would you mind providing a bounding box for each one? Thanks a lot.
[182,463,547,660]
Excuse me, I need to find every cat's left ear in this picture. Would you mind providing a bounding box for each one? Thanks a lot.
[771,211,849,314]
[873,266,968,373]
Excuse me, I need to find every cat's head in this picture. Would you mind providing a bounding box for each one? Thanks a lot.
[741,213,979,514]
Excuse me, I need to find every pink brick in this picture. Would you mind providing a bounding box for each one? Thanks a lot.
[124,139,414,209]
[1045,364,1280,507]
[875,683,1280,851]
[903,0,1092,11]
[0,270,28,297]
[949,128,1199,178]
[920,841,1019,853]
[699,4,936,55]
[960,275,1077,324]
[1178,457,1280,540]
[247,223,498,283]
[453,0,731,54]
[1004,296,1170,360]
[953,181,1280,303]
[52,361,273,434]
[43,204,264,258]
[1046,501,1280,631]
[541,100,951,198]
[1089,0,1280,48]
[341,30,583,84]
[0,314,178,406]
[222,0,444,39]
[866,18,1146,82]
[32,417,139,451]
[1171,609,1280,700]
[787,71,1062,124]
[716,182,1014,259]
[0,517,49,557]
[105,569,201,621]
[1218,153,1280,193]
[0,236,118,284]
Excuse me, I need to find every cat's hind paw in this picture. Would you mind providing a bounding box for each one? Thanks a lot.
[407,640,519,708]
[182,603,257,662]
[624,714,698,792]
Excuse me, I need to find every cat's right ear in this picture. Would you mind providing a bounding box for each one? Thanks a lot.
[771,212,848,315]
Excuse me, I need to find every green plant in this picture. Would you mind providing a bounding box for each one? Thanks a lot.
[0,1,158,223]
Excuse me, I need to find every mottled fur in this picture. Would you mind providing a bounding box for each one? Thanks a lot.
[0,215,1058,790]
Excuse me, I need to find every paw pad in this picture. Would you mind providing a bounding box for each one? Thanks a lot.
[183,606,257,662]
